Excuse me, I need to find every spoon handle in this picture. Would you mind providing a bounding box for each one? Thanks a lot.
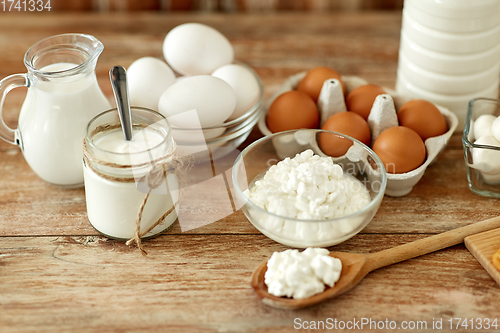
[366,216,500,271]
[109,66,133,141]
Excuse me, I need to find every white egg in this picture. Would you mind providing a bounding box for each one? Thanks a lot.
[158,75,236,128]
[473,114,496,141]
[212,64,260,121]
[163,23,234,76]
[473,135,500,174]
[127,57,175,111]
[491,115,500,143]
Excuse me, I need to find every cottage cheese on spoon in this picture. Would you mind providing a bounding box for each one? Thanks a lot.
[265,248,342,299]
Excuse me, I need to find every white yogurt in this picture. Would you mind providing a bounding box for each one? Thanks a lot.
[92,127,166,163]
[84,125,177,240]
[19,63,111,186]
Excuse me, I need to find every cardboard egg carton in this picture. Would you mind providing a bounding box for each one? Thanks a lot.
[258,73,458,197]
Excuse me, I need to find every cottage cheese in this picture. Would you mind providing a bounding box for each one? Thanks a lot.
[245,149,370,220]
[265,248,342,299]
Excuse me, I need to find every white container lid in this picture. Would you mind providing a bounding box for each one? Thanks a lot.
[402,12,500,54]
[407,0,500,20]
[398,51,500,95]
[399,33,500,75]
[404,0,500,33]
[396,72,499,130]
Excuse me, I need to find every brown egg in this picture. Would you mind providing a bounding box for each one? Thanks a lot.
[345,84,386,120]
[319,111,371,157]
[397,99,448,141]
[266,90,319,133]
[297,66,345,102]
[372,126,426,174]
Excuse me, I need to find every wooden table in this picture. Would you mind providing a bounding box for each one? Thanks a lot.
[1,11,499,333]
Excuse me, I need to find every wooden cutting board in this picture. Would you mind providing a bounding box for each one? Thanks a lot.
[465,228,500,286]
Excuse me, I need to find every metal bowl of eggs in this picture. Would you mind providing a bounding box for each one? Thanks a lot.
[258,69,458,196]
[463,97,500,198]
[232,129,387,248]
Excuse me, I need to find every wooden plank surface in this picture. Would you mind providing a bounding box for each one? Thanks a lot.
[0,11,499,333]
[2,235,498,333]
[465,228,500,286]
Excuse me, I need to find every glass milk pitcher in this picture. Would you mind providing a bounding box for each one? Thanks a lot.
[0,33,111,187]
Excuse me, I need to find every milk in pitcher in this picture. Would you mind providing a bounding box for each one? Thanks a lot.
[0,34,111,187]
[19,63,111,186]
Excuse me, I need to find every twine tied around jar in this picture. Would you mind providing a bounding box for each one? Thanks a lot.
[83,135,194,256]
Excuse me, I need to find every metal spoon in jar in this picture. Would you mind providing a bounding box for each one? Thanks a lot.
[251,215,500,310]
[109,66,133,141]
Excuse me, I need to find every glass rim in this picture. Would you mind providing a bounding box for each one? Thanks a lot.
[24,33,103,78]
[85,107,172,157]
[232,129,388,223]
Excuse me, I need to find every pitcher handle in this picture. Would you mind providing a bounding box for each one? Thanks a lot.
[0,73,28,145]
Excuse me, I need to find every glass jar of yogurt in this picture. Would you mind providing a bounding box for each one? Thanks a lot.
[83,107,178,240]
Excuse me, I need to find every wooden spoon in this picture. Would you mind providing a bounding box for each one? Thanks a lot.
[251,216,500,310]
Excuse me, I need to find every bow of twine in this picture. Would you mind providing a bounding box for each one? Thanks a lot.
[125,154,194,256]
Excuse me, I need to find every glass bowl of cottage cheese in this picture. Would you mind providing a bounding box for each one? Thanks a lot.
[232,129,387,248]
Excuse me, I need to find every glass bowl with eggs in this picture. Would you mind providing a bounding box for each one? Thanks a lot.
[463,97,500,198]
[232,129,387,248]
[126,22,264,161]
[163,62,264,161]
